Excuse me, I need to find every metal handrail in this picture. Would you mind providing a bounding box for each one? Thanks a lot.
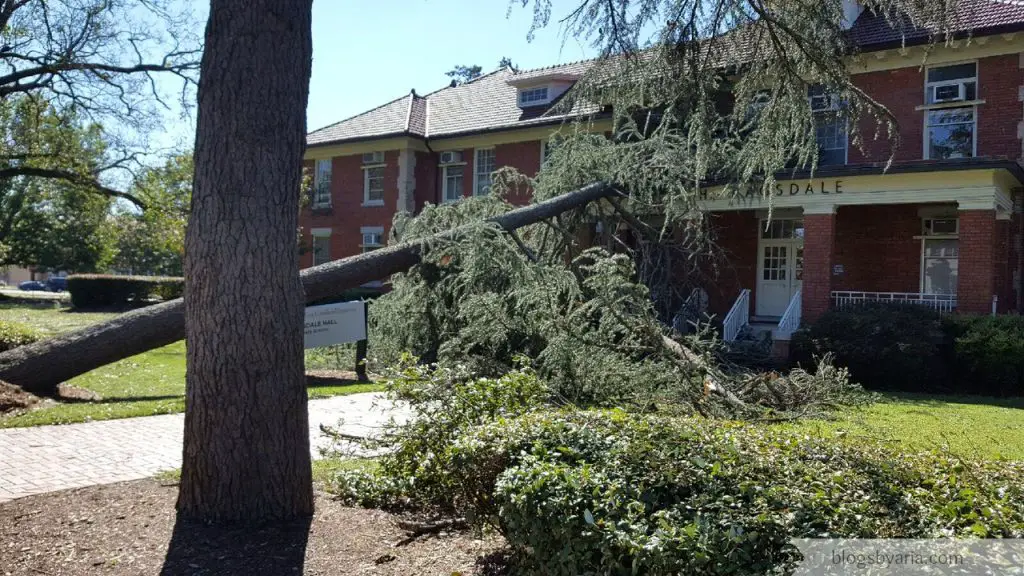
[722,289,750,342]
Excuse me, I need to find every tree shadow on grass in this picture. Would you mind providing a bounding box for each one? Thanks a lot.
[872,392,1024,411]
[159,514,312,575]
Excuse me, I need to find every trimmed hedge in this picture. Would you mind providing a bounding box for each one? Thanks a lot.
[792,304,1024,396]
[67,274,183,308]
[0,320,41,353]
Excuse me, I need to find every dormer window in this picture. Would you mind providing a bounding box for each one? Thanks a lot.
[518,86,550,107]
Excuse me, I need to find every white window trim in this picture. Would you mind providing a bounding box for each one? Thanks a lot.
[518,85,551,107]
[362,164,385,207]
[313,159,332,208]
[922,61,979,160]
[473,148,495,196]
[311,228,332,266]
[923,107,978,160]
[918,217,960,294]
[359,226,384,250]
[815,116,849,167]
[442,164,465,203]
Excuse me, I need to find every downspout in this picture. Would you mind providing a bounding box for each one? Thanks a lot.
[424,138,439,206]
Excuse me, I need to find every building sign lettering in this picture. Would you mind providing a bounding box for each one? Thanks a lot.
[700,180,843,200]
[303,301,367,349]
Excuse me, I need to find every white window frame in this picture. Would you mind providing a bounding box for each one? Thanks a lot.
[442,163,465,203]
[814,114,848,166]
[918,217,960,295]
[518,86,550,107]
[360,226,384,253]
[473,148,495,196]
[362,163,385,207]
[311,228,331,266]
[313,159,332,208]
[923,61,979,160]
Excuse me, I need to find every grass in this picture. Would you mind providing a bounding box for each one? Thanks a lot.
[0,303,383,428]
[782,392,1024,461]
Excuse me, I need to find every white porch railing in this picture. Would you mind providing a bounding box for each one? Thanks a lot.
[831,291,957,314]
[722,289,750,342]
[776,289,802,340]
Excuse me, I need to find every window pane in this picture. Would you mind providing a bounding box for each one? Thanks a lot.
[312,235,330,265]
[475,149,495,195]
[927,109,974,159]
[927,63,977,83]
[366,166,384,202]
[445,166,464,201]
[923,239,959,295]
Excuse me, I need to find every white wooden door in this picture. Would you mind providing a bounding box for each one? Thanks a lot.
[757,243,793,316]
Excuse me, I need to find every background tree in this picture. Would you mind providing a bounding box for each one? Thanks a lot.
[110,153,192,275]
[0,96,115,272]
[0,0,200,206]
[177,0,314,522]
[498,56,519,72]
[445,64,483,85]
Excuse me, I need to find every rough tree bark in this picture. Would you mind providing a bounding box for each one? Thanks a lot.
[0,182,615,397]
[175,0,315,522]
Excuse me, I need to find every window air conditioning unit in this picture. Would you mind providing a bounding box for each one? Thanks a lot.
[439,151,463,164]
[362,151,384,164]
[810,93,838,112]
[931,82,966,103]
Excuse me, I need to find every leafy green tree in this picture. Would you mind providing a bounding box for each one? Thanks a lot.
[0,97,115,272]
[110,154,193,275]
[445,64,483,85]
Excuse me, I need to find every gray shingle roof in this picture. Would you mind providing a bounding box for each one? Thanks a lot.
[306,61,600,147]
[308,0,1024,147]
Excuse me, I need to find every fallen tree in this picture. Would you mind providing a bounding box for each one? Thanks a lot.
[0,182,617,397]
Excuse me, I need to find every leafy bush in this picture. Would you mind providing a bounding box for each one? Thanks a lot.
[332,408,1024,575]
[948,315,1024,397]
[0,320,41,352]
[67,274,183,308]
[791,304,954,393]
[327,359,547,514]
[793,305,1024,396]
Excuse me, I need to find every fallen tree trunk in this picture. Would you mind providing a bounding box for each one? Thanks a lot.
[0,182,616,397]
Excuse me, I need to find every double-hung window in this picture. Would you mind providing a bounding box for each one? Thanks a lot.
[921,217,959,295]
[924,63,978,160]
[442,165,464,202]
[360,227,384,253]
[311,228,331,266]
[313,159,332,208]
[363,165,385,206]
[474,148,495,195]
[809,85,847,166]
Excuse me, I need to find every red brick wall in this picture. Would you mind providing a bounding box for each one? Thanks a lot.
[977,54,1024,160]
[849,54,1024,163]
[802,213,837,322]
[495,140,542,205]
[958,209,997,314]
[833,204,921,293]
[414,150,438,210]
[298,150,400,267]
[706,211,758,317]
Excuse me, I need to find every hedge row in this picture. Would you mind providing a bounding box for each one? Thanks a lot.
[327,368,1024,574]
[67,274,183,308]
[792,303,1024,396]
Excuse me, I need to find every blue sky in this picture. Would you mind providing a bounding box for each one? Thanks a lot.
[161,1,594,147]
[307,0,594,131]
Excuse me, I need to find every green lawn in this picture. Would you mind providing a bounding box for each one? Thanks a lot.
[781,393,1024,461]
[1,303,382,428]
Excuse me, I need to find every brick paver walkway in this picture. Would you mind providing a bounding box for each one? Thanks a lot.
[0,392,403,503]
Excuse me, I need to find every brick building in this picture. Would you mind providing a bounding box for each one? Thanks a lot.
[301,0,1024,344]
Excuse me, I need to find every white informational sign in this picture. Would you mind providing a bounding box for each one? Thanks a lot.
[303,301,367,349]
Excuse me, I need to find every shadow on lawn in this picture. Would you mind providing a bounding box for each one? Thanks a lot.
[872,392,1024,411]
[160,514,312,575]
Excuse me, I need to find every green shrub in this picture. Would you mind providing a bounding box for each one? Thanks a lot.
[947,314,1024,397]
[790,304,954,393]
[0,320,41,352]
[332,408,1024,575]
[793,305,1024,396]
[67,274,184,308]
[327,359,547,514]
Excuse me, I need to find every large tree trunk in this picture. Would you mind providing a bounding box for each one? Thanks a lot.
[0,182,615,397]
[176,0,314,522]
